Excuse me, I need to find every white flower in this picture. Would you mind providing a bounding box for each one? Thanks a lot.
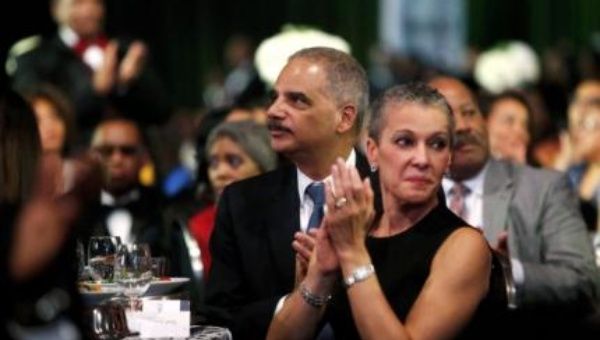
[254,25,351,86]
[474,41,540,94]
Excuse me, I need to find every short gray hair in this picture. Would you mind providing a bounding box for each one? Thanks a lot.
[205,120,277,173]
[289,47,369,134]
[368,82,454,145]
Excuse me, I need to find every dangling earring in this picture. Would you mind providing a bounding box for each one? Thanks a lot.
[370,163,378,172]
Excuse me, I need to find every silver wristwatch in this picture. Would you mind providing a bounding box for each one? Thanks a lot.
[343,264,375,288]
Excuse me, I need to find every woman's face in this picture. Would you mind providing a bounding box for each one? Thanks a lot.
[486,98,530,163]
[33,98,67,154]
[573,107,600,162]
[367,102,451,205]
[208,137,262,197]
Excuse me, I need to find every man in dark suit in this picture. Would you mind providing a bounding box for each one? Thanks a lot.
[80,117,169,258]
[429,76,600,336]
[204,47,376,339]
[6,0,169,135]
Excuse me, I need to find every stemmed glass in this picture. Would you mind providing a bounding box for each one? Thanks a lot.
[87,236,122,282]
[113,243,153,310]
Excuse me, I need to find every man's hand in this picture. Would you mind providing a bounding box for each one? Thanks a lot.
[293,230,316,287]
[493,230,509,258]
[93,40,119,95]
[118,41,147,86]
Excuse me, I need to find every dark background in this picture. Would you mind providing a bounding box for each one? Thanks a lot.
[2,0,600,110]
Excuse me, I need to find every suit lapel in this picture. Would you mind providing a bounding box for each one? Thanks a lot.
[265,166,300,287]
[263,153,378,287]
[482,159,514,243]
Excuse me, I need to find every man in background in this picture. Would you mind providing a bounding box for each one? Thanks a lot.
[430,76,600,336]
[6,0,169,136]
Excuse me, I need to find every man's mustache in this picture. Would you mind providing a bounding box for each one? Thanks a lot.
[453,131,484,149]
[267,120,292,133]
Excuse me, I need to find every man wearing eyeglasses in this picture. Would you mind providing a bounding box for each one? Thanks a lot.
[80,117,169,258]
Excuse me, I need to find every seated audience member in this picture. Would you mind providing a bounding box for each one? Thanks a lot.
[80,117,169,258]
[0,87,99,339]
[268,83,495,340]
[553,79,600,171]
[23,83,76,156]
[430,76,600,336]
[22,84,82,195]
[483,90,532,164]
[6,0,170,134]
[189,120,277,275]
[567,100,600,233]
[204,47,378,340]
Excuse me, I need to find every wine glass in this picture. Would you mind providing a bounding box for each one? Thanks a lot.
[114,243,153,310]
[87,236,121,282]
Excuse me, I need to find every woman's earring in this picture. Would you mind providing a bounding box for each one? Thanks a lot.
[370,164,378,172]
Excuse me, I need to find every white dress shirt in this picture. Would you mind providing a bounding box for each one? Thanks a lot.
[59,25,105,70]
[101,189,140,245]
[442,163,487,229]
[275,149,357,314]
[297,150,357,232]
[442,162,524,286]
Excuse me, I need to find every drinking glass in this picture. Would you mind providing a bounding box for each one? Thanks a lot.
[150,256,168,278]
[87,236,121,282]
[114,243,153,310]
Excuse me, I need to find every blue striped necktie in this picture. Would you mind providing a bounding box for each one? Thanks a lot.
[306,182,325,230]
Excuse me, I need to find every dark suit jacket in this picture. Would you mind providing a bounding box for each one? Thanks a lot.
[78,186,171,259]
[10,34,170,131]
[204,153,379,339]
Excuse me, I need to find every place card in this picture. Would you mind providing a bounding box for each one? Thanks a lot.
[126,300,190,338]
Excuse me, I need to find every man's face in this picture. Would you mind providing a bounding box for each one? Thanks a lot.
[91,121,145,195]
[266,57,341,160]
[54,0,105,39]
[429,78,489,181]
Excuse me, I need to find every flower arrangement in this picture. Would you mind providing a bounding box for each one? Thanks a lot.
[254,24,351,86]
[474,41,540,94]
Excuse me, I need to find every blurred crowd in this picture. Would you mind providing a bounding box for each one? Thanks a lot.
[4,0,600,339]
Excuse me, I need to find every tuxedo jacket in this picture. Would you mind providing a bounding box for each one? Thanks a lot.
[481,159,599,312]
[9,34,170,130]
[204,153,379,340]
[78,186,171,259]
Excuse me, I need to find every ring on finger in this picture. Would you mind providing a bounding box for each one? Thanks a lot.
[335,197,348,209]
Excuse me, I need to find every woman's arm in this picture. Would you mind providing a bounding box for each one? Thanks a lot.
[326,159,491,339]
[342,227,490,340]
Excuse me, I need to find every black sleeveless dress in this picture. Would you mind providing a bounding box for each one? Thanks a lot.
[325,203,495,339]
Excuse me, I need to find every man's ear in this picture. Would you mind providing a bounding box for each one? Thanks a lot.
[336,104,358,134]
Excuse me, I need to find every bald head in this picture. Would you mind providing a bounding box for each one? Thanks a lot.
[428,76,490,181]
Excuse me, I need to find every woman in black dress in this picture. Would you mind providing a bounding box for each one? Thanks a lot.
[267,83,492,340]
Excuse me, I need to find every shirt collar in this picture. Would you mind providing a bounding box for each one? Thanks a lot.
[58,25,79,48]
[101,189,141,207]
[297,149,357,204]
[442,160,489,197]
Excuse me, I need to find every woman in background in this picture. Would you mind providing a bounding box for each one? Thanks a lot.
[23,84,78,195]
[483,90,533,164]
[0,87,89,339]
[189,120,277,274]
